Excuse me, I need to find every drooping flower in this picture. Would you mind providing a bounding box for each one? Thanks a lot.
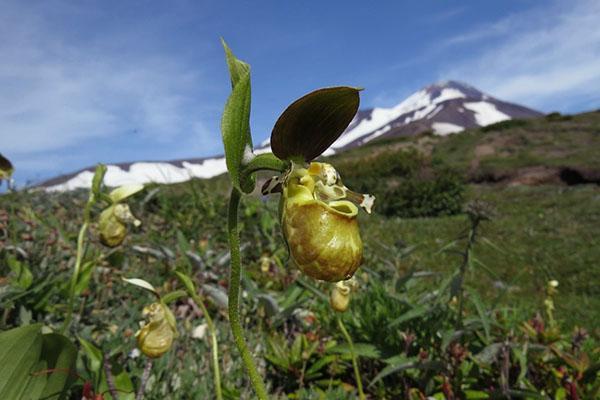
[262,87,374,283]
[98,184,143,247]
[136,302,177,358]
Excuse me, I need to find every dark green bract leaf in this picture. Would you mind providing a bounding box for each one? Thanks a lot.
[270,87,360,162]
[0,324,77,400]
[0,153,14,179]
[220,40,255,193]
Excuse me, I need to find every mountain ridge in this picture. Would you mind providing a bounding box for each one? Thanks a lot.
[39,81,542,191]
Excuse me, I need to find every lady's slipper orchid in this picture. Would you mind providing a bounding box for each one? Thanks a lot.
[98,184,143,247]
[280,161,373,281]
[262,87,375,282]
[136,302,177,358]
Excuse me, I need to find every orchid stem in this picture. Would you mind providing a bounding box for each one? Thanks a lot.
[188,291,223,400]
[337,316,365,400]
[227,188,268,399]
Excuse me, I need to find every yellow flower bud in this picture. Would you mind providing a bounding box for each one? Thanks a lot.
[136,302,177,358]
[282,162,372,282]
[98,203,140,247]
[329,278,358,312]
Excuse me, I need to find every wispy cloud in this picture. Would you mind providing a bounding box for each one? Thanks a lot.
[440,0,600,112]
[0,0,218,177]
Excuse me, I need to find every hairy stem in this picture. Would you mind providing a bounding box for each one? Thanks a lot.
[337,316,365,400]
[135,359,153,400]
[227,188,268,399]
[189,292,223,400]
[103,353,119,400]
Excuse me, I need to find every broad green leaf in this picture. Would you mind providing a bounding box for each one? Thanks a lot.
[270,87,361,162]
[220,40,254,193]
[121,277,159,296]
[0,324,42,399]
[328,343,381,359]
[37,333,78,400]
[108,184,144,203]
[0,325,77,400]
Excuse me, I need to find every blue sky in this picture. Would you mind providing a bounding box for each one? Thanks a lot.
[1,0,599,186]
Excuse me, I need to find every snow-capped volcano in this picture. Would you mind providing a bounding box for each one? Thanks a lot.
[324,80,541,153]
[40,81,541,191]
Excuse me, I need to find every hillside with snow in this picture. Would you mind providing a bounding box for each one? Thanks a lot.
[40,81,541,191]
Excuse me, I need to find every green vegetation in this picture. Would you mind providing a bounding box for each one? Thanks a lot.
[1,174,598,397]
[1,46,599,399]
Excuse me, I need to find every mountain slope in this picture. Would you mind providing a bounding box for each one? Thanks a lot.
[325,80,541,153]
[39,81,542,190]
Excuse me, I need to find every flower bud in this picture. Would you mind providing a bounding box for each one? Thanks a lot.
[282,162,372,282]
[99,203,140,247]
[136,302,177,358]
[329,278,357,312]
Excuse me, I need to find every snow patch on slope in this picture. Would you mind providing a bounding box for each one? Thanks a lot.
[432,122,464,136]
[463,102,510,126]
[332,87,467,149]
[47,158,229,191]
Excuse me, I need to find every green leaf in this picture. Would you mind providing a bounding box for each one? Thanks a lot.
[464,390,489,399]
[74,261,95,296]
[7,256,33,289]
[368,355,416,387]
[270,87,361,162]
[0,324,42,399]
[99,356,135,400]
[37,333,78,400]
[221,38,250,89]
[108,184,144,203]
[0,324,77,400]
[162,290,188,304]
[328,343,381,359]
[467,287,490,343]
[91,164,107,195]
[473,342,502,366]
[121,277,159,296]
[220,40,254,193]
[0,153,14,179]
[174,271,197,295]
[78,337,103,382]
[388,305,429,327]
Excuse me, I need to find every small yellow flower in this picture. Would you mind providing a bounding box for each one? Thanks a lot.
[99,203,140,247]
[136,302,177,358]
[329,278,358,312]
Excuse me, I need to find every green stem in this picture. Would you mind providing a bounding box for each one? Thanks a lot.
[227,188,268,399]
[242,153,288,176]
[337,316,365,400]
[189,292,223,400]
[62,220,88,334]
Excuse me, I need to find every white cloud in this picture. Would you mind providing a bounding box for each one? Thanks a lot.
[440,0,600,111]
[0,1,216,159]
